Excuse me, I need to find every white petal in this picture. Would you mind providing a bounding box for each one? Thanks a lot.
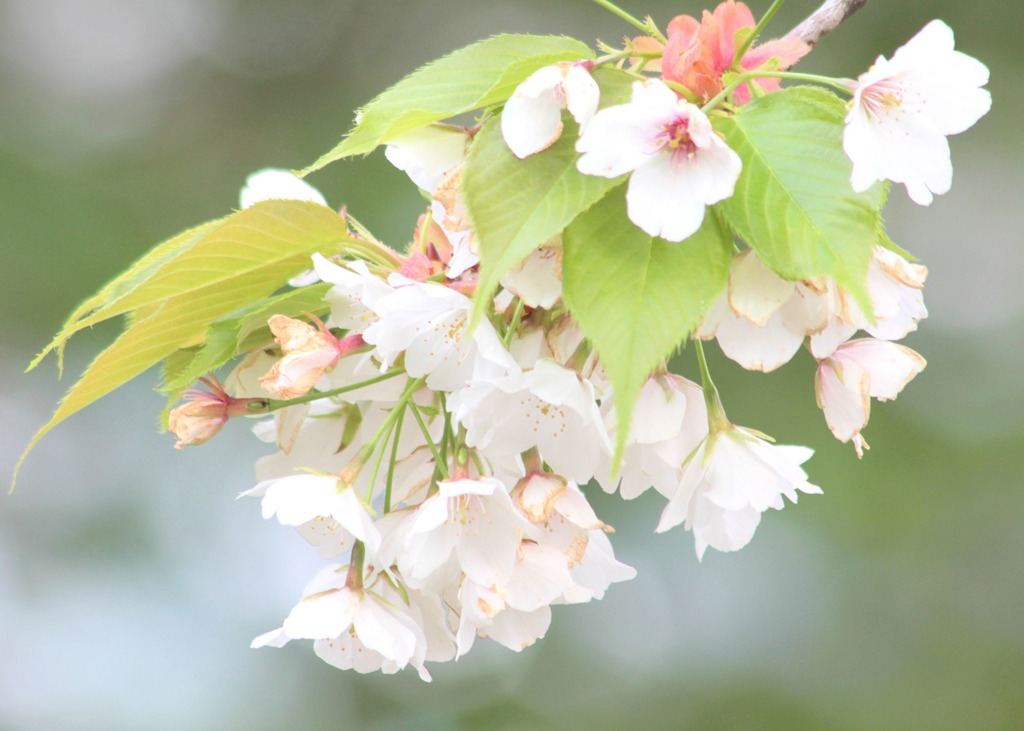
[283,588,360,640]
[353,598,420,667]
[563,64,601,128]
[626,154,707,241]
[815,359,870,442]
[714,306,805,372]
[240,168,327,209]
[837,339,926,400]
[384,125,469,192]
[501,66,566,159]
[728,251,795,325]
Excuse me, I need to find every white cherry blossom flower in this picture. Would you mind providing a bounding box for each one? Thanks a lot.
[312,253,394,332]
[512,474,636,603]
[452,359,611,484]
[501,62,600,159]
[657,427,822,560]
[816,338,926,457]
[398,477,535,591]
[811,247,929,355]
[250,472,382,555]
[254,566,437,680]
[598,373,708,499]
[455,578,552,656]
[843,19,991,205]
[576,79,741,242]
[697,251,828,372]
[363,278,518,391]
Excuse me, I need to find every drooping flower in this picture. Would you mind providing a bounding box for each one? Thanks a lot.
[815,338,926,457]
[656,425,822,559]
[258,314,365,399]
[696,251,829,372]
[397,476,535,591]
[253,565,440,681]
[843,19,991,205]
[661,0,810,104]
[249,472,383,555]
[501,62,600,158]
[598,373,708,499]
[576,79,742,242]
[168,375,267,449]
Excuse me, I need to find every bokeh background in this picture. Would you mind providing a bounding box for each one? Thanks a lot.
[2,0,1022,729]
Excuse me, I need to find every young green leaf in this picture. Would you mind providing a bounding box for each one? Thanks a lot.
[30,201,385,372]
[14,201,378,490]
[563,187,732,462]
[28,218,224,376]
[714,86,885,313]
[299,34,594,174]
[160,283,332,397]
[464,113,623,325]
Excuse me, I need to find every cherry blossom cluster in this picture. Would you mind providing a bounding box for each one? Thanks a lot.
[158,1,990,680]
[502,10,989,235]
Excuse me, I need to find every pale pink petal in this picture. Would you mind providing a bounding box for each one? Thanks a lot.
[501,66,566,159]
[815,358,870,442]
[728,251,795,325]
[838,339,926,400]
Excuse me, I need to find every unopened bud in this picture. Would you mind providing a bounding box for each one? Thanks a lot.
[258,314,365,399]
[169,376,268,449]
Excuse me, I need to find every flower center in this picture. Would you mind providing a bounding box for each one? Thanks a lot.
[859,78,906,123]
[658,115,699,159]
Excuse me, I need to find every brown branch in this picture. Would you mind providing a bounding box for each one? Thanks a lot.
[786,0,869,47]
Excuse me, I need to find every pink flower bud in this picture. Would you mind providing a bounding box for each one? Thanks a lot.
[168,376,266,449]
[258,314,365,399]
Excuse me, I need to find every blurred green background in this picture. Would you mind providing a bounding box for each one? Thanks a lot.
[3,0,1022,729]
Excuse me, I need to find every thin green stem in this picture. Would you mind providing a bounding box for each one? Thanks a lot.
[383,407,406,513]
[733,0,786,66]
[350,376,424,485]
[503,298,525,348]
[593,49,663,66]
[694,339,731,433]
[409,399,450,480]
[366,413,398,504]
[590,0,663,40]
[266,370,404,411]
[701,69,851,113]
[744,70,854,94]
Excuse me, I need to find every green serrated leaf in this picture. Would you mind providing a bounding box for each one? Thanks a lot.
[591,66,635,108]
[715,86,885,313]
[30,201,366,372]
[464,113,623,325]
[28,218,224,376]
[160,283,332,396]
[563,187,732,463]
[14,202,368,491]
[299,34,594,173]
